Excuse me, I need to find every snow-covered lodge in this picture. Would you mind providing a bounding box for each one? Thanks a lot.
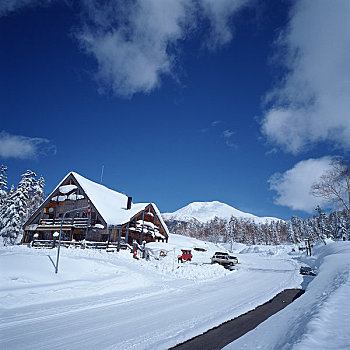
[22,172,169,245]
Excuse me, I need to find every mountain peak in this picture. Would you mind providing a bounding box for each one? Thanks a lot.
[162,201,280,224]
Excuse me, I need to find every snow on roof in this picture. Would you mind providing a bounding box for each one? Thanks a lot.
[43,171,169,234]
[151,202,169,236]
[59,184,77,194]
[68,173,168,234]
[70,172,146,226]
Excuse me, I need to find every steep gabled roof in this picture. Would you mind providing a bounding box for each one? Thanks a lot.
[71,172,150,226]
[29,172,168,235]
[24,171,169,236]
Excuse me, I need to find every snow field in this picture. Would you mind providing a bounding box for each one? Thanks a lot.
[0,234,304,349]
[0,234,230,309]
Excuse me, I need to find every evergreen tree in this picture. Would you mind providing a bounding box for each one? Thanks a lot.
[0,170,42,245]
[286,222,295,243]
[29,175,45,215]
[8,184,15,196]
[0,165,8,232]
[337,214,348,240]
[0,165,7,201]
[0,187,27,245]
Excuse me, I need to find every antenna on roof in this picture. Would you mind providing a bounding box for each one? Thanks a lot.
[100,165,104,184]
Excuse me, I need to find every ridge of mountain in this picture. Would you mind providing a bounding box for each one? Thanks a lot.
[162,201,280,224]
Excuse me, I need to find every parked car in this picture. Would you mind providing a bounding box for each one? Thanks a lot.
[300,266,316,276]
[178,249,192,263]
[211,252,238,266]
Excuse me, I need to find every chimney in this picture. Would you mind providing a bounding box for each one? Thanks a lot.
[127,196,132,210]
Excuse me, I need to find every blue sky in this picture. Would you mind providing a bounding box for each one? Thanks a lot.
[1,0,349,220]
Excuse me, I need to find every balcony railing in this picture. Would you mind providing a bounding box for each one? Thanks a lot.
[31,239,131,251]
[39,217,93,227]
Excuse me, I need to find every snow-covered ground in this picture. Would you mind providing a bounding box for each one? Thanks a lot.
[1,235,347,349]
[225,240,350,350]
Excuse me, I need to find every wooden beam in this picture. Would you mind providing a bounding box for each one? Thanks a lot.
[117,228,122,252]
[125,222,129,245]
[107,228,112,250]
[140,211,144,244]
[53,199,59,222]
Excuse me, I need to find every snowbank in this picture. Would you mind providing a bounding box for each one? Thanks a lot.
[225,241,350,350]
[238,244,296,256]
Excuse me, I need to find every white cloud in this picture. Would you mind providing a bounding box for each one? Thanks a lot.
[200,0,248,49]
[76,0,250,97]
[1,0,250,97]
[261,1,350,154]
[211,120,222,127]
[269,157,334,213]
[0,0,53,16]
[223,129,234,138]
[0,131,56,160]
[222,129,237,147]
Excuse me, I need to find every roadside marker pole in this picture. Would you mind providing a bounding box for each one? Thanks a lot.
[172,248,175,271]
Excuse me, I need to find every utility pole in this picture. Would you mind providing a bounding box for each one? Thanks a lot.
[172,248,175,271]
[305,238,312,256]
[307,239,312,256]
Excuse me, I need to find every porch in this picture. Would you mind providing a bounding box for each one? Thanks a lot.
[29,239,131,252]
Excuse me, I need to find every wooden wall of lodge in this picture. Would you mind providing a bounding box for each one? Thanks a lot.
[44,197,91,219]
[109,208,165,244]
[41,177,95,221]
[28,197,165,243]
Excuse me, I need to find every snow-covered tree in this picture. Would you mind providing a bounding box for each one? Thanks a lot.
[286,222,296,243]
[29,175,45,215]
[0,165,7,201]
[334,213,348,240]
[0,170,45,245]
[0,165,9,232]
[311,158,350,215]
[0,188,27,245]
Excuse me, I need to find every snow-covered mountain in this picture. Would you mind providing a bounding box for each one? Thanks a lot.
[162,201,280,224]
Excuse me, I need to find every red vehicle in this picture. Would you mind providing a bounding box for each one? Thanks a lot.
[178,249,192,263]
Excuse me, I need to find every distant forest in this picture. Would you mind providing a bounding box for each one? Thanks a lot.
[164,209,350,246]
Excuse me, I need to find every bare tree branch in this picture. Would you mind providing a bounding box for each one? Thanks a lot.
[310,158,350,215]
